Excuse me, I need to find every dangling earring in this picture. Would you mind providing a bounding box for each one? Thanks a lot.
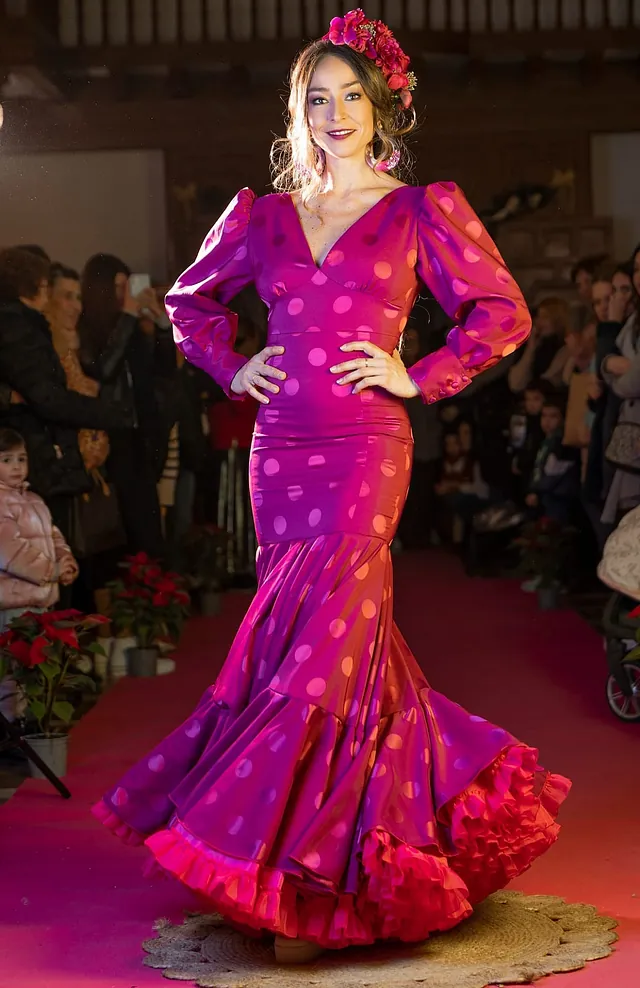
[366,140,401,173]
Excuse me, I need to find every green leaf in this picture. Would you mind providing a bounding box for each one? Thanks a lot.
[52,700,75,724]
[87,642,107,656]
[29,698,47,723]
[64,674,97,692]
[39,660,59,682]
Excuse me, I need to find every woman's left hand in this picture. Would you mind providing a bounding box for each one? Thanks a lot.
[330,342,420,399]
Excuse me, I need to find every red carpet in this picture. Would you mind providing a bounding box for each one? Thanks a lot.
[0,551,638,986]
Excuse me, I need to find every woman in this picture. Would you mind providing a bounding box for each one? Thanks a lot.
[79,256,177,558]
[601,247,640,524]
[94,13,570,964]
[507,296,572,393]
[46,263,126,615]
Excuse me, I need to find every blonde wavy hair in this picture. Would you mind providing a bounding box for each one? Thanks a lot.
[271,41,417,204]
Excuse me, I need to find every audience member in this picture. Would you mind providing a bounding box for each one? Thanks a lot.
[0,249,130,558]
[508,297,572,393]
[0,428,78,720]
[79,254,177,558]
[526,395,580,525]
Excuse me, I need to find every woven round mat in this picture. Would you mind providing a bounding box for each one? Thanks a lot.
[142,891,617,988]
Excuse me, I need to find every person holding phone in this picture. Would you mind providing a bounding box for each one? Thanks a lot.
[79,254,177,558]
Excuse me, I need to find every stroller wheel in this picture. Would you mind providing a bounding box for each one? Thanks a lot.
[606,661,640,721]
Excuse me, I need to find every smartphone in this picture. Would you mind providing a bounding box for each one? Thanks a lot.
[128,273,151,298]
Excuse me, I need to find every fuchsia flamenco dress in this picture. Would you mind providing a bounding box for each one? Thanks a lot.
[94,183,570,948]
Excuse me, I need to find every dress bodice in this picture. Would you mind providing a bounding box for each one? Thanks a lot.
[166,181,531,413]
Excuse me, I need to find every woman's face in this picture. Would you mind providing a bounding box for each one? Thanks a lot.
[307,55,375,166]
[574,268,593,303]
[534,308,556,338]
[47,276,82,331]
[591,279,612,323]
[114,271,128,308]
[444,434,461,459]
[612,271,633,319]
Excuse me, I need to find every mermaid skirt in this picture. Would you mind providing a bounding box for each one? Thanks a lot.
[93,527,570,948]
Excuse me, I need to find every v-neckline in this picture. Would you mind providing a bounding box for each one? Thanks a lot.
[286,184,410,270]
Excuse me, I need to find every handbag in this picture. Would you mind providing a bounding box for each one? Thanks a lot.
[605,421,640,475]
[70,471,126,558]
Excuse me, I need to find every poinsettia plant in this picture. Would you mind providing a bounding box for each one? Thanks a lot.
[108,552,191,648]
[0,609,108,735]
[512,516,574,589]
[181,524,232,593]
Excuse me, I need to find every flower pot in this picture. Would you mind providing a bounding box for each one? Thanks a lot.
[126,645,159,677]
[200,589,222,617]
[537,586,559,611]
[24,733,68,779]
[110,635,137,679]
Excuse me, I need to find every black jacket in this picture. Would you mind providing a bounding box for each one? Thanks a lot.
[0,301,131,499]
[81,313,177,475]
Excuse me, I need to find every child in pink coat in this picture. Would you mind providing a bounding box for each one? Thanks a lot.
[0,428,78,720]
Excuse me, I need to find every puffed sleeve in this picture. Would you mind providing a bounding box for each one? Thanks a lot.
[409,182,531,403]
[166,188,256,398]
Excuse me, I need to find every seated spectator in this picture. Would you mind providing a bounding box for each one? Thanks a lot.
[509,380,547,502]
[526,395,580,525]
[508,297,572,394]
[435,429,490,542]
[80,255,177,558]
[0,249,130,559]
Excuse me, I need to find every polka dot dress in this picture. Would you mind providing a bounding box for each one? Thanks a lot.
[95,183,569,950]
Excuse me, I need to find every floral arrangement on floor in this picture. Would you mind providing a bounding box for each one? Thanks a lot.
[513,517,574,590]
[0,609,107,735]
[108,553,190,649]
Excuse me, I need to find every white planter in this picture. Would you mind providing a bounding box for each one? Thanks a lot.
[110,635,137,678]
[24,733,68,779]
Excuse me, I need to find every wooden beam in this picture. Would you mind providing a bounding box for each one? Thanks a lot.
[29,25,640,76]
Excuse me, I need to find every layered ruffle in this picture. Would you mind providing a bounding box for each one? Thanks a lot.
[93,532,570,948]
[93,738,569,948]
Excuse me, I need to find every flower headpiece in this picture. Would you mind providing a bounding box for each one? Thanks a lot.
[323,8,417,108]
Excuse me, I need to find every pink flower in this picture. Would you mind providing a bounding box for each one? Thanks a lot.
[325,9,376,56]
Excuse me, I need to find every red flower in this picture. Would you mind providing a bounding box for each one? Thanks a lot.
[141,565,163,587]
[8,640,31,664]
[46,626,79,649]
[29,635,51,666]
[326,9,373,54]
[41,609,82,623]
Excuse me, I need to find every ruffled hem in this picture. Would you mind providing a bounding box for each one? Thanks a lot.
[142,824,471,948]
[91,798,146,846]
[443,745,571,904]
[94,742,570,948]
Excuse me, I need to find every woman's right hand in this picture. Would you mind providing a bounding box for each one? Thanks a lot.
[230,345,286,404]
[608,292,629,325]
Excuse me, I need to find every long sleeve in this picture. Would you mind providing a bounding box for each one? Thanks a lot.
[410,183,531,404]
[166,188,256,399]
[81,313,138,383]
[0,312,130,430]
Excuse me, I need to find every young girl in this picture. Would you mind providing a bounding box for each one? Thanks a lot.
[0,429,78,720]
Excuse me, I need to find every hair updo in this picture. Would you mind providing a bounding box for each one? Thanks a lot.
[271,40,417,203]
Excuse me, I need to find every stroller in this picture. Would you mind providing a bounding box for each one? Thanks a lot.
[597,507,640,722]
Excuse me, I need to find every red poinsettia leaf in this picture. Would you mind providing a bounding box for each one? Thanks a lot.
[9,640,31,664]
[628,605,640,619]
[47,626,79,648]
[29,635,51,666]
